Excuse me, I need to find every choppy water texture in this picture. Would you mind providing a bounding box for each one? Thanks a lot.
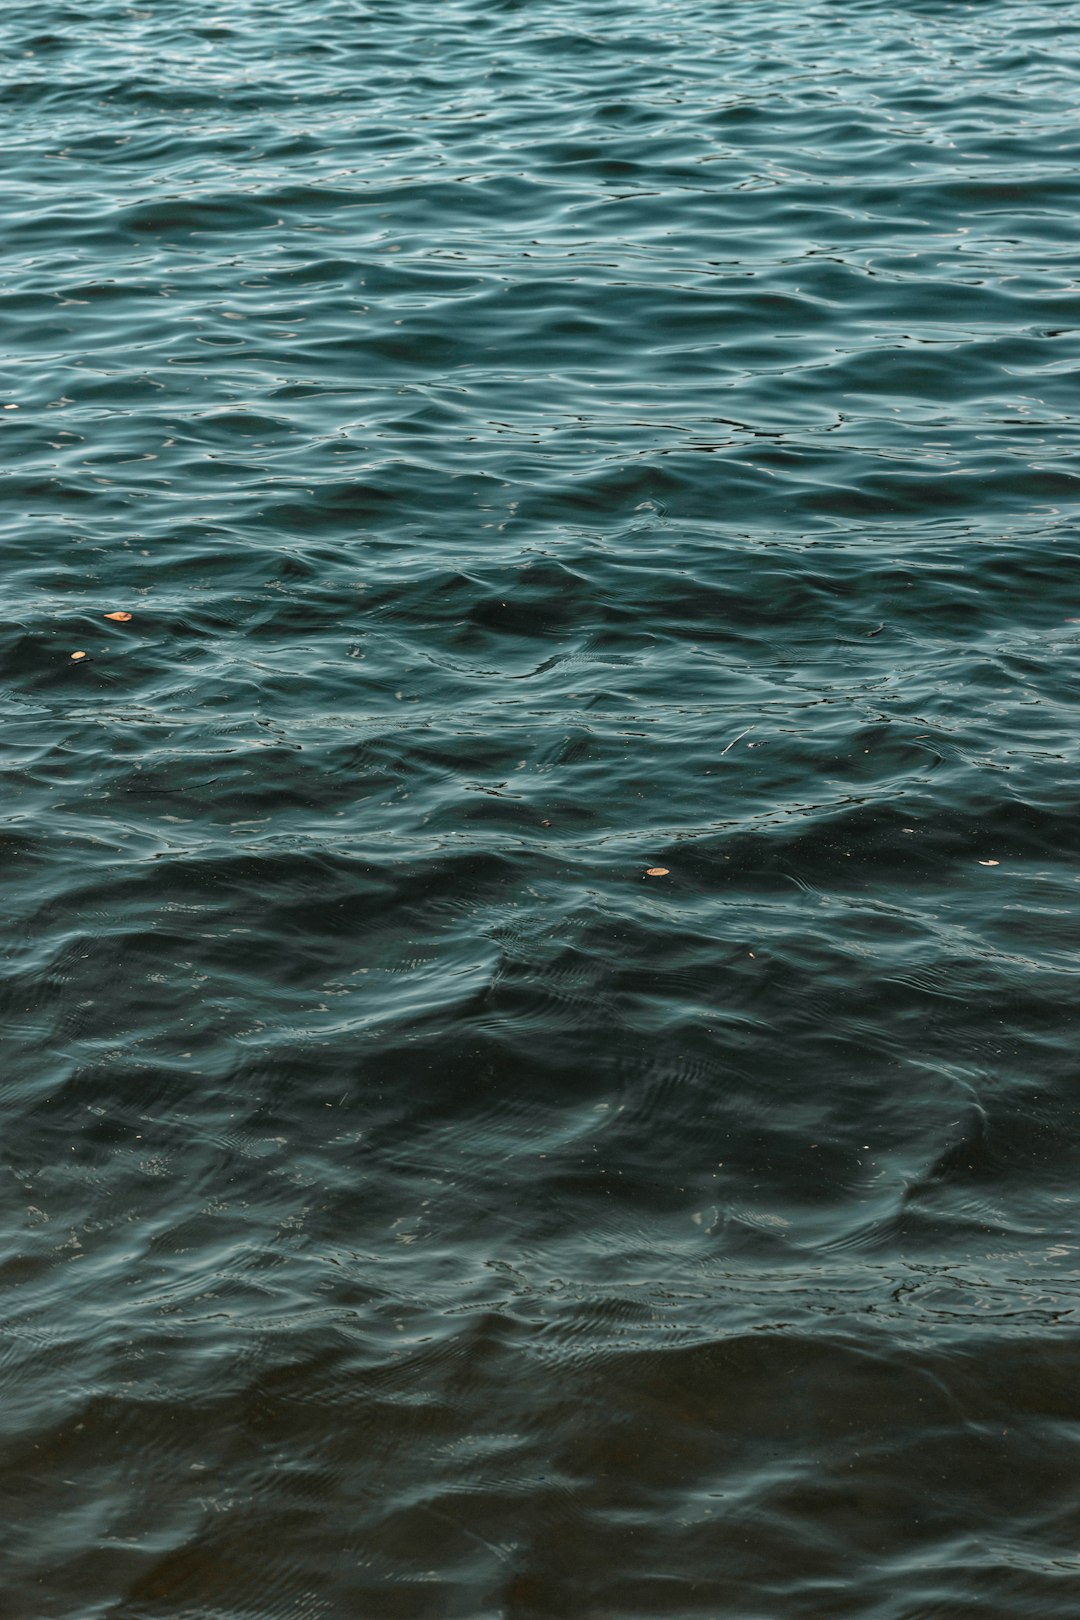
[4,0,1080,1614]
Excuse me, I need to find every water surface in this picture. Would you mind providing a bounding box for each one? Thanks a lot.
[4,1,1080,1614]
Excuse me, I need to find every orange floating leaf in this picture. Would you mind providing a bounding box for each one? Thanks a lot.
[645,867,669,877]
[70,650,87,661]
[978,859,1000,867]
[104,611,132,622]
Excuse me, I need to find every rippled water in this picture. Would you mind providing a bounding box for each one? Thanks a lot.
[4,0,1080,1613]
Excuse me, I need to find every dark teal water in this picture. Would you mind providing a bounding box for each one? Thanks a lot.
[4,1,1080,1614]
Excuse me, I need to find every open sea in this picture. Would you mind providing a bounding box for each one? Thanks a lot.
[4,1,1080,1614]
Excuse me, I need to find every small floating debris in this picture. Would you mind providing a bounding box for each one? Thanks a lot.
[978,860,1000,867]
[645,867,670,877]
[70,650,87,662]
[103,611,132,622]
